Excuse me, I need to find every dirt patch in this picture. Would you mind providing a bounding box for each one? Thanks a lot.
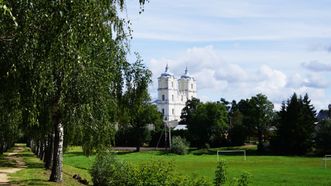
[0,146,26,185]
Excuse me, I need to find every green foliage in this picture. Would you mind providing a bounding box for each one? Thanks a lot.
[118,55,163,151]
[171,136,190,155]
[0,0,151,181]
[228,109,247,146]
[248,94,274,152]
[315,119,331,154]
[132,160,174,186]
[214,160,227,186]
[271,93,316,155]
[90,151,132,186]
[184,100,228,147]
[237,171,251,186]
[236,94,275,152]
[90,151,212,186]
[64,146,331,186]
[214,160,251,186]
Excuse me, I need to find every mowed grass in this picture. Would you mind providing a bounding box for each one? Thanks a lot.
[4,146,84,186]
[63,146,331,186]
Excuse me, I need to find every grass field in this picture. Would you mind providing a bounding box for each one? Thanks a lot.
[63,146,331,186]
[0,145,83,186]
[2,145,331,185]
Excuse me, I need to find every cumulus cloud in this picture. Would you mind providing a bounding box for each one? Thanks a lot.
[147,46,330,111]
[302,61,331,72]
[255,65,287,93]
[303,74,329,88]
[214,64,250,83]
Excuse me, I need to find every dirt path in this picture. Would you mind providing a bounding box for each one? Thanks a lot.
[0,146,26,185]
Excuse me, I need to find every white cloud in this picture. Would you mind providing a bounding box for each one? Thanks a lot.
[147,46,330,111]
[255,65,287,93]
[127,0,331,42]
[126,1,331,111]
[302,61,331,72]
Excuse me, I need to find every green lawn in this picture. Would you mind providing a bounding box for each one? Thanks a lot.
[1,145,83,186]
[3,145,331,185]
[63,146,331,186]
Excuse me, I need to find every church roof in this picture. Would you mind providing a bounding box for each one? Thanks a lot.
[181,67,193,79]
[161,64,174,77]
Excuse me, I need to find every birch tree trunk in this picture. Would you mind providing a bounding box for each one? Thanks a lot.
[45,133,54,169]
[49,108,64,182]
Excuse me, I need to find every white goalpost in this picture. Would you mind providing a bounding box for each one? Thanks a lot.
[217,150,246,161]
[322,155,331,168]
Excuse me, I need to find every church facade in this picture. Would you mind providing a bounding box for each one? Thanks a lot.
[156,65,197,121]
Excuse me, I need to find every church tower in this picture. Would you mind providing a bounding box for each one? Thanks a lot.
[178,67,197,101]
[157,65,197,122]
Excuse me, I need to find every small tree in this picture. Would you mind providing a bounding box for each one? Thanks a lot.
[186,102,228,147]
[121,56,163,152]
[171,136,190,155]
[214,160,227,186]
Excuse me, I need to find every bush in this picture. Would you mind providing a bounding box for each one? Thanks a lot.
[214,160,227,186]
[214,160,251,186]
[171,136,190,155]
[133,160,174,186]
[237,171,251,186]
[90,151,132,186]
[229,172,251,186]
[90,151,212,186]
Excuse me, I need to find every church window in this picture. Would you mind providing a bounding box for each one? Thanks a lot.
[162,108,165,115]
[172,108,174,115]
[162,95,165,101]
[171,81,174,87]
[172,94,174,101]
[191,84,193,89]
[181,95,183,101]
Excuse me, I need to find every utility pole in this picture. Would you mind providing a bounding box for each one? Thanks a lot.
[169,126,172,149]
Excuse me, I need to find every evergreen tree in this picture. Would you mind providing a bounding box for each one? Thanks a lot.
[271,93,316,155]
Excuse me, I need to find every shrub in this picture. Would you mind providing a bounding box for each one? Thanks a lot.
[171,136,190,155]
[214,160,251,186]
[237,171,251,186]
[214,160,227,186]
[90,151,211,186]
[229,172,251,186]
[133,160,173,186]
[90,151,132,186]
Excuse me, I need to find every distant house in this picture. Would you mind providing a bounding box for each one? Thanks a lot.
[317,104,331,121]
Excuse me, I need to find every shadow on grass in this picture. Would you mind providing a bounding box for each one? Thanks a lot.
[11,178,49,186]
[114,151,137,155]
[0,157,16,167]
[25,161,45,169]
[64,151,87,157]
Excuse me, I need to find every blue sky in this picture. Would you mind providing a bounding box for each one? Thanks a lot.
[125,0,331,111]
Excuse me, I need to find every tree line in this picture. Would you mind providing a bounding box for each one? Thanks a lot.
[179,93,331,155]
[1,0,331,183]
[0,0,159,182]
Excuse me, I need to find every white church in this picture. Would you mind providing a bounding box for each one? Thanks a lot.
[156,65,197,122]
